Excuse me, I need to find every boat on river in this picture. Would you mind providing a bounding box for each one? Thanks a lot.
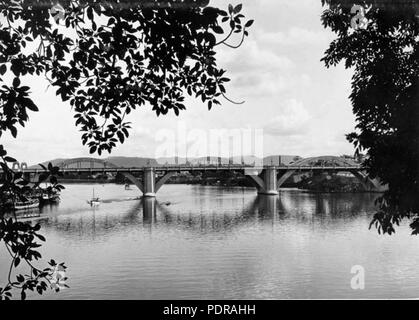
[87,198,100,206]
[87,188,100,206]
[40,192,60,204]
[37,183,61,204]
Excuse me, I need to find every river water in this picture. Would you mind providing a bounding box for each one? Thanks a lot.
[1,183,419,299]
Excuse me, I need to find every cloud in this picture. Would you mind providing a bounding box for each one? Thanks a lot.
[217,40,296,97]
[232,0,321,13]
[258,27,335,47]
[233,73,289,96]
[220,39,294,74]
[263,99,311,136]
[232,72,312,97]
[133,126,155,140]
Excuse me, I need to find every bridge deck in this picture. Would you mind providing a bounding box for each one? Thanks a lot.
[4,165,363,174]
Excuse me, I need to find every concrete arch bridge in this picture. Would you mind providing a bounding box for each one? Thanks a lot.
[17,156,385,197]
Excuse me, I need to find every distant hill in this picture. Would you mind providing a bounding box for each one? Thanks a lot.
[30,156,156,169]
[29,158,66,169]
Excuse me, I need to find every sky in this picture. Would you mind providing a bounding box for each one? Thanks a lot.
[1,0,357,165]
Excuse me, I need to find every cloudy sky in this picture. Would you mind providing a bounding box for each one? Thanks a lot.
[2,0,357,165]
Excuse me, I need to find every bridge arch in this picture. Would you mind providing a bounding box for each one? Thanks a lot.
[55,158,176,196]
[10,161,28,171]
[291,156,359,167]
[56,157,145,193]
[280,156,383,191]
[57,157,117,169]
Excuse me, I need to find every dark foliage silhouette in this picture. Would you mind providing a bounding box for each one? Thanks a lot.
[321,0,419,234]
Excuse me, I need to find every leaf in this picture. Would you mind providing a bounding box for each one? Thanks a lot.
[117,131,124,143]
[245,20,254,28]
[13,77,21,87]
[0,64,6,75]
[213,25,223,34]
[233,4,242,14]
[228,4,233,13]
[3,156,16,163]
[26,101,39,112]
[87,6,94,20]
[10,126,17,138]
[35,234,46,242]
[38,173,49,183]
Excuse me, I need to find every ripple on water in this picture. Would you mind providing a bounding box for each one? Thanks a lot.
[1,184,419,299]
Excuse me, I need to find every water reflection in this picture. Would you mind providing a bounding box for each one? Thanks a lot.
[3,184,418,299]
[34,189,379,240]
[142,197,156,224]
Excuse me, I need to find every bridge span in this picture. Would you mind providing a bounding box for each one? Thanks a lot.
[8,156,385,197]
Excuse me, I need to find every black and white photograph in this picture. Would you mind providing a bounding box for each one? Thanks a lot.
[0,0,418,307]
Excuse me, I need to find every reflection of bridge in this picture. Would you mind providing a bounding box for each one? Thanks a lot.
[31,193,379,238]
[13,156,385,196]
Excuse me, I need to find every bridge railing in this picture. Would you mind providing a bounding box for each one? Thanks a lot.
[0,164,363,174]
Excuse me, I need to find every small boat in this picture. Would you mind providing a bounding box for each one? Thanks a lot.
[87,198,100,206]
[87,188,100,206]
[40,192,60,203]
[13,198,40,211]
[124,183,132,190]
[37,183,61,204]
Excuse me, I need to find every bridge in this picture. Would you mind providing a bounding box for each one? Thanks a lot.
[8,156,385,197]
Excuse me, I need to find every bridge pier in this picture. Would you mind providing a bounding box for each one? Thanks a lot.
[128,168,176,198]
[10,156,389,198]
[143,168,156,197]
[259,167,279,195]
[245,167,279,195]
[257,195,278,216]
[142,197,157,223]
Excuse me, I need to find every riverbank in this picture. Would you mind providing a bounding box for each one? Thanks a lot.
[296,174,367,193]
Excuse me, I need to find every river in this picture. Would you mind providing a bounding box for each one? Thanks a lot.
[1,183,418,299]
